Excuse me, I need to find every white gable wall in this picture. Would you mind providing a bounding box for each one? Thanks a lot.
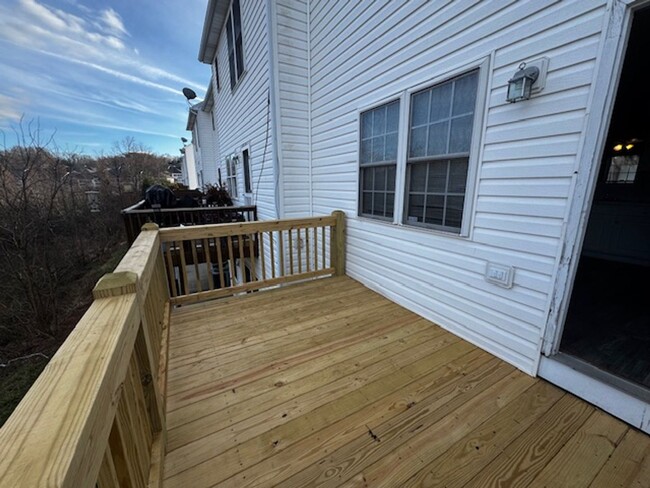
[303,0,610,374]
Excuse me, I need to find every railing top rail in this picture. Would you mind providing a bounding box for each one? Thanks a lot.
[122,204,257,215]
[0,293,140,487]
[159,215,337,242]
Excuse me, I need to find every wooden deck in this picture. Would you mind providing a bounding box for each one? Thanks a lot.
[162,277,650,488]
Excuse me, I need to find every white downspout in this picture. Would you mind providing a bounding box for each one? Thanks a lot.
[266,0,284,220]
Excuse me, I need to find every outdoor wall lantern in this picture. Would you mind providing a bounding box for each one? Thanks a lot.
[506,62,540,103]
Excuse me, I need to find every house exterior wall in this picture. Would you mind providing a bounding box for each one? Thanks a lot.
[275,0,311,218]
[298,0,611,374]
[211,0,276,218]
[193,109,220,187]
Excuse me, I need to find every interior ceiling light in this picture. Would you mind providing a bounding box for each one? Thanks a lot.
[613,144,623,151]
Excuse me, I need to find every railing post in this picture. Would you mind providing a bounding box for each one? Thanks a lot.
[331,210,346,276]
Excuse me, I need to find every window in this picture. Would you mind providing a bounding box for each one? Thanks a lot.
[225,156,238,198]
[405,70,479,232]
[606,155,639,183]
[242,148,252,193]
[359,100,399,219]
[214,57,221,91]
[225,0,244,89]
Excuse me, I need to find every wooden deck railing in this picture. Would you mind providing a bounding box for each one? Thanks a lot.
[0,224,171,488]
[122,202,257,244]
[159,210,346,305]
[0,211,345,487]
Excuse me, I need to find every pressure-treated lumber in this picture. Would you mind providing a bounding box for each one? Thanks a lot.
[160,277,650,488]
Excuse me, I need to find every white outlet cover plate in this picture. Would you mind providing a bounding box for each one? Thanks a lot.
[485,263,515,288]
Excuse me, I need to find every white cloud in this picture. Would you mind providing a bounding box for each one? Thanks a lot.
[0,94,23,121]
[100,8,128,37]
[0,1,202,95]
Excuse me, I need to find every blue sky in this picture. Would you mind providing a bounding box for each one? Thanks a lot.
[0,0,210,156]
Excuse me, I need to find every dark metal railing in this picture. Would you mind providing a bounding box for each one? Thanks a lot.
[122,201,257,244]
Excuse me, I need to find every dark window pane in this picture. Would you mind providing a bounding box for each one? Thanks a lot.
[360,138,371,164]
[424,195,444,226]
[448,159,468,193]
[375,166,387,191]
[429,82,452,122]
[361,111,373,138]
[453,71,478,115]
[385,132,398,161]
[387,165,396,191]
[407,194,425,223]
[386,101,399,132]
[226,14,236,88]
[386,192,395,217]
[371,136,385,163]
[409,127,427,158]
[362,192,373,214]
[445,195,465,229]
[243,150,251,193]
[232,0,242,36]
[427,160,447,193]
[449,115,473,153]
[375,192,386,215]
[427,120,449,156]
[410,163,427,192]
[235,38,244,77]
[411,91,430,127]
[362,167,373,191]
[372,106,386,136]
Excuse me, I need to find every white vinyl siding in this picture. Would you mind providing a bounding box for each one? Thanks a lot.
[214,0,274,219]
[306,0,609,374]
[275,0,311,218]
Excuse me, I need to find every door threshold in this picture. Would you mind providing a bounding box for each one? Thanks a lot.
[539,354,650,433]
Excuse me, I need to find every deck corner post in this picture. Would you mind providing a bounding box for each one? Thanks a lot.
[142,222,160,232]
[331,210,346,277]
[93,271,139,299]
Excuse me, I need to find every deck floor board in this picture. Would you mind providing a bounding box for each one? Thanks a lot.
[162,276,650,487]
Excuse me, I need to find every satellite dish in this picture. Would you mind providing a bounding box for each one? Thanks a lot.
[182,87,197,100]
[181,137,188,143]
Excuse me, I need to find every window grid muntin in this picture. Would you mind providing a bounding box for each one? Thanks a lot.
[359,100,399,220]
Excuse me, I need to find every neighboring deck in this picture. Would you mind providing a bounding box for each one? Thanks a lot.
[163,277,650,488]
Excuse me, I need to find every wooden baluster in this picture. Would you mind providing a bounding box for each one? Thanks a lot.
[227,235,235,287]
[164,243,177,298]
[204,238,215,290]
[178,240,189,296]
[288,229,293,275]
[269,231,276,279]
[190,239,202,293]
[322,225,326,270]
[260,232,266,280]
[216,236,225,289]
[278,231,284,277]
[97,444,120,488]
[249,232,257,282]
[238,234,246,284]
[313,226,318,271]
[297,228,303,274]
[306,227,311,273]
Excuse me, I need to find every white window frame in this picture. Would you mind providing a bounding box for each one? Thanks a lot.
[225,155,238,199]
[355,56,490,238]
[358,99,400,221]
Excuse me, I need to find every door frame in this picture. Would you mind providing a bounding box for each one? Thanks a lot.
[542,0,645,357]
[539,0,650,432]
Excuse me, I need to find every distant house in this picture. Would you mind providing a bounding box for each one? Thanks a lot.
[180,142,199,189]
[185,82,220,189]
[195,0,650,432]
